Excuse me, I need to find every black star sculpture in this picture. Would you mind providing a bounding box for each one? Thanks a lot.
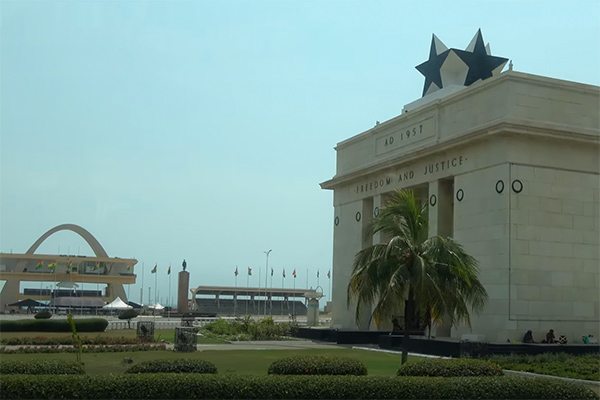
[415,30,508,97]
[454,29,508,86]
[415,35,451,97]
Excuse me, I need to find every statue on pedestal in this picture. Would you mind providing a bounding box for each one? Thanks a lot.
[182,259,187,271]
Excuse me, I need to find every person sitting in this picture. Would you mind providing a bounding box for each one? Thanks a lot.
[543,329,556,344]
[523,330,534,343]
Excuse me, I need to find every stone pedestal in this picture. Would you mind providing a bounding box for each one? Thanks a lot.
[307,298,320,326]
[174,327,197,352]
[178,271,190,314]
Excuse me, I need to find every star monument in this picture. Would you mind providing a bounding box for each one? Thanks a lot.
[416,29,508,97]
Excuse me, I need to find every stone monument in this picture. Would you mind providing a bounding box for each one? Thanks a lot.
[177,259,190,314]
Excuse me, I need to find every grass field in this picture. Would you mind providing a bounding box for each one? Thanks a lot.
[0,348,405,376]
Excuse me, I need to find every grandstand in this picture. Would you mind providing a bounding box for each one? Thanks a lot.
[191,286,310,316]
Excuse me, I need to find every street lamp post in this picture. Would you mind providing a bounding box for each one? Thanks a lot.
[263,250,271,315]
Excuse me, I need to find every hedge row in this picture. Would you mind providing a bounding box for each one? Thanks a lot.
[268,355,367,375]
[0,318,108,332]
[0,344,166,354]
[0,360,84,375]
[0,335,140,346]
[397,358,503,377]
[0,375,596,399]
[126,359,217,374]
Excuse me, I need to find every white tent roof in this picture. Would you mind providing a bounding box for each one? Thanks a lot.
[102,297,133,310]
[147,303,164,310]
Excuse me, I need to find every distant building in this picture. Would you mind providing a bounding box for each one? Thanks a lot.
[0,224,137,310]
[321,31,599,342]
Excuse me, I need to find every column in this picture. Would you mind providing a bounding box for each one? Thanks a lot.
[428,179,454,337]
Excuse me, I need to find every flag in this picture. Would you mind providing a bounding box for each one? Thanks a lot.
[292,269,296,278]
[167,265,171,275]
[93,262,99,270]
[317,270,320,278]
[271,268,274,277]
[327,270,331,279]
[247,267,252,276]
[48,263,57,271]
[35,261,43,270]
[151,264,157,274]
[234,266,239,276]
[282,268,286,278]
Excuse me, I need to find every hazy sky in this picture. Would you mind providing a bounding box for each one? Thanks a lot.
[1,0,599,305]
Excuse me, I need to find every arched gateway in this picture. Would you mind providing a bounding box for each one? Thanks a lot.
[0,224,137,311]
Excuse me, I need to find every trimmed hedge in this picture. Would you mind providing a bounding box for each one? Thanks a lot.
[268,355,367,376]
[34,311,52,319]
[0,344,167,354]
[0,360,84,375]
[0,375,596,399]
[0,335,140,346]
[0,318,108,332]
[126,359,217,374]
[397,358,503,377]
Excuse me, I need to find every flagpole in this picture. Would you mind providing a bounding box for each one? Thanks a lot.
[168,264,171,319]
[141,262,145,305]
[281,268,285,316]
[246,268,249,315]
[292,270,296,317]
[234,266,238,317]
[269,268,273,316]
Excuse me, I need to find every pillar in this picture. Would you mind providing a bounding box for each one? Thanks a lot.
[428,179,454,337]
[178,270,190,313]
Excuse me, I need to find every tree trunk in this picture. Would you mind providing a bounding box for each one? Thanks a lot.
[401,290,415,365]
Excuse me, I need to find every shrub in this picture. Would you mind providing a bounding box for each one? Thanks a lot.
[34,311,52,319]
[118,309,139,320]
[0,318,108,332]
[397,358,503,377]
[268,355,367,376]
[126,359,217,374]
[0,375,596,399]
[489,353,600,381]
[0,335,141,346]
[0,343,167,354]
[0,360,84,375]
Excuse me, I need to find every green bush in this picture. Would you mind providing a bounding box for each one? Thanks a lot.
[0,360,84,375]
[489,353,600,381]
[397,358,503,377]
[0,343,166,354]
[0,335,140,346]
[268,355,367,375]
[118,309,139,320]
[0,375,596,399]
[126,359,217,374]
[201,317,291,341]
[34,311,52,319]
[0,318,108,332]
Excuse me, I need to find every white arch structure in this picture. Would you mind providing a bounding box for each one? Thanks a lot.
[0,224,137,310]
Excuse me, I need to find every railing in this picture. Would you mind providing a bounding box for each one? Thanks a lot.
[106,318,220,330]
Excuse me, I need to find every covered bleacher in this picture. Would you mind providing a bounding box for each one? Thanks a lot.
[192,286,310,316]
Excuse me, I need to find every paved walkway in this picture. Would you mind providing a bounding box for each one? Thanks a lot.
[196,340,344,351]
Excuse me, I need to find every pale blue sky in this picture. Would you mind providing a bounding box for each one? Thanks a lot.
[1,0,599,305]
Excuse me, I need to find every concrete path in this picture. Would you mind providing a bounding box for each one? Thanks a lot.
[196,340,344,351]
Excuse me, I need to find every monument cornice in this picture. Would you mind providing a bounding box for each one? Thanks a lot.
[321,119,599,189]
[335,71,599,151]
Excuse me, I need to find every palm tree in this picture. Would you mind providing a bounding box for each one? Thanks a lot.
[347,189,487,364]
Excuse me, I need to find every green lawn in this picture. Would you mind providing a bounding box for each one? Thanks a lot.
[0,348,405,376]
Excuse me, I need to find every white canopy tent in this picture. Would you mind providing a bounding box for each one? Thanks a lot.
[102,297,133,310]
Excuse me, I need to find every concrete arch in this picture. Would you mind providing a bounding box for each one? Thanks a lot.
[26,224,109,258]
